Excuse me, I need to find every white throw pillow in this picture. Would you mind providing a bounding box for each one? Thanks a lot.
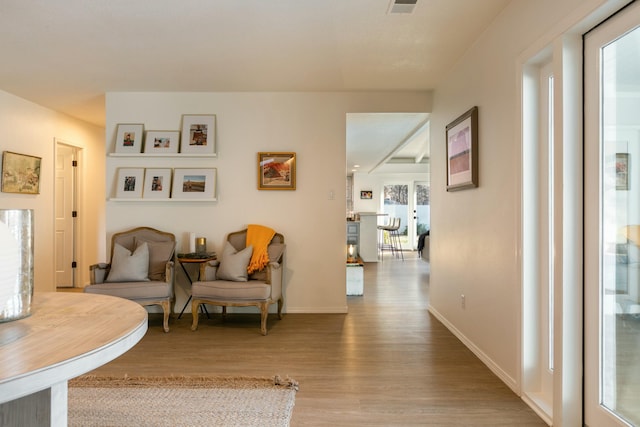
[105,242,150,282]
[216,241,253,282]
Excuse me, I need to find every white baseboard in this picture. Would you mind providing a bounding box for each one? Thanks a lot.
[427,305,519,394]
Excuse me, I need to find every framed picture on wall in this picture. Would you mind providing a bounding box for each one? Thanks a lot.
[360,190,373,199]
[171,168,217,199]
[446,106,478,191]
[180,115,216,155]
[616,153,629,191]
[115,168,144,198]
[114,124,145,154]
[143,168,172,199]
[143,131,180,154]
[258,152,296,190]
[1,151,42,194]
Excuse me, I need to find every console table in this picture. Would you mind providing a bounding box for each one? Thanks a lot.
[0,292,147,426]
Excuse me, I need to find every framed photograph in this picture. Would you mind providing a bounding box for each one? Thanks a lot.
[171,168,217,199]
[143,168,172,199]
[258,152,296,190]
[115,168,144,198]
[616,153,629,191]
[114,124,144,154]
[1,151,42,194]
[360,190,373,199]
[180,115,216,155]
[144,131,180,154]
[446,106,478,191]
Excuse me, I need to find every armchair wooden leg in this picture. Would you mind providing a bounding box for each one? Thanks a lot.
[277,297,283,320]
[191,300,200,331]
[161,300,171,333]
[259,302,269,336]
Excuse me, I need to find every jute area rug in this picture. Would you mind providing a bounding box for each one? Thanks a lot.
[68,375,299,427]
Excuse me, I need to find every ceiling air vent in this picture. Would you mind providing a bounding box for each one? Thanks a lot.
[388,0,417,14]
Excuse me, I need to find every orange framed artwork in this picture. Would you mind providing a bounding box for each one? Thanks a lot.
[257,152,296,190]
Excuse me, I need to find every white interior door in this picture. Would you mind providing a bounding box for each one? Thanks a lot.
[585,2,640,425]
[55,143,77,288]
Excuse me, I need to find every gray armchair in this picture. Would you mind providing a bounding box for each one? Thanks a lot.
[84,227,176,332]
[191,228,285,335]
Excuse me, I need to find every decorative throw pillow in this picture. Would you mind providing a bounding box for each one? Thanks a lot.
[216,241,253,282]
[105,242,150,282]
[134,238,175,281]
[249,243,285,281]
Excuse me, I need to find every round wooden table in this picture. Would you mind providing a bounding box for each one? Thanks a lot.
[0,292,147,426]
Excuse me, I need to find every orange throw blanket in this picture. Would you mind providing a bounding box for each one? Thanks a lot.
[246,224,276,274]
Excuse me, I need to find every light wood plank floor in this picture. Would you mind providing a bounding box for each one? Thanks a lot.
[76,256,546,426]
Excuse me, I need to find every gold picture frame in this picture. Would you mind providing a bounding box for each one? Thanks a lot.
[1,151,42,194]
[258,152,296,190]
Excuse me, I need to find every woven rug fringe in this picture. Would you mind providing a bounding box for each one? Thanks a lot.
[70,374,299,391]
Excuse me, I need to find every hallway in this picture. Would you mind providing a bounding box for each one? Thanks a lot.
[87,256,546,426]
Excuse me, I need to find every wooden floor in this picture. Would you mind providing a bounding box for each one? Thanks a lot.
[80,255,546,426]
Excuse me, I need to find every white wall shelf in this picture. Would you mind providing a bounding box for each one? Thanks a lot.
[108,153,217,158]
[109,198,217,202]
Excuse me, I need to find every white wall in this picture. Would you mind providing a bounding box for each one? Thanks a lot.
[0,90,105,291]
[105,91,431,314]
[428,0,620,393]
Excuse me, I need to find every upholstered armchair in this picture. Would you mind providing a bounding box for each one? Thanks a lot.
[84,227,176,332]
[191,227,285,335]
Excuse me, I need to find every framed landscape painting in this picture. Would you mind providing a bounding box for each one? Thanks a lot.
[171,168,216,199]
[1,151,42,194]
[258,152,296,190]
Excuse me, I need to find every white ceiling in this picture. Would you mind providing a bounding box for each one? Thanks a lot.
[0,0,509,174]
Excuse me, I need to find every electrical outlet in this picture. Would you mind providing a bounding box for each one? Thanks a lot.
[461,294,466,309]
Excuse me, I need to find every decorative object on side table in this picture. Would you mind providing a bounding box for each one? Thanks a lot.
[1,151,42,194]
[446,106,478,191]
[258,152,296,190]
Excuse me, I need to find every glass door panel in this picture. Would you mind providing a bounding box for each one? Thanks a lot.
[415,182,430,240]
[585,3,640,425]
[383,184,409,248]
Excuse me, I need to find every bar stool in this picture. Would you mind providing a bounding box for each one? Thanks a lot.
[378,218,403,261]
[387,218,404,261]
